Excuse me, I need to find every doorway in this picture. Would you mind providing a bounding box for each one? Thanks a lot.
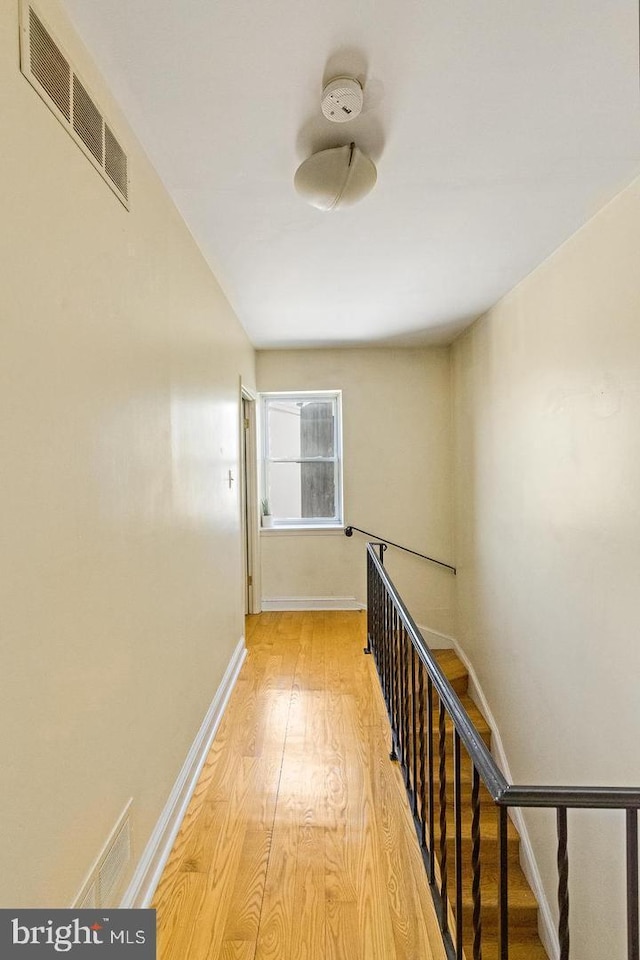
[240,390,259,614]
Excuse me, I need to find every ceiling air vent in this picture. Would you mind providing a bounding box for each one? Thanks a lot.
[19,1,129,208]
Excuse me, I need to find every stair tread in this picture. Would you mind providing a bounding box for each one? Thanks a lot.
[458,695,491,737]
[426,650,491,740]
[435,766,493,790]
[458,872,538,910]
[445,855,537,903]
[433,806,520,839]
[431,648,469,694]
[427,692,491,740]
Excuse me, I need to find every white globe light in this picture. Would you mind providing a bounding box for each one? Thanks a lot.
[294,143,377,211]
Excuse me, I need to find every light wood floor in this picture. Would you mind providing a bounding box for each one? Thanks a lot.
[153,610,447,960]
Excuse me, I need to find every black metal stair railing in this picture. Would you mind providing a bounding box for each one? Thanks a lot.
[346,524,457,574]
[365,541,640,960]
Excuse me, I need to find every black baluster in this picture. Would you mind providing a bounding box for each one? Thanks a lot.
[471,765,483,960]
[385,594,390,713]
[382,588,395,723]
[397,615,404,765]
[454,731,464,959]
[418,659,426,844]
[427,678,435,883]
[391,604,397,732]
[402,627,410,783]
[365,553,372,654]
[627,808,639,960]
[376,571,389,692]
[378,574,384,692]
[380,583,386,693]
[557,807,569,960]
[382,579,389,701]
[410,644,417,807]
[389,601,398,761]
[438,699,449,934]
[373,558,378,649]
[394,610,400,747]
[373,567,381,688]
[498,806,509,960]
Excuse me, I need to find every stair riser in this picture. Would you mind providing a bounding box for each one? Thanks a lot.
[397,724,492,752]
[403,822,520,863]
[434,836,521,866]
[381,680,469,699]
[412,787,504,818]
[443,864,534,902]
[460,907,539,939]
[396,750,494,776]
[479,944,550,960]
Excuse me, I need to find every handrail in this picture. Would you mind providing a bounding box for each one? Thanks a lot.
[502,784,640,810]
[369,541,505,799]
[345,524,457,574]
[365,541,640,960]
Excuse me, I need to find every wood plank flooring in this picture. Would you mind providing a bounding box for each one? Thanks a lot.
[153,610,447,960]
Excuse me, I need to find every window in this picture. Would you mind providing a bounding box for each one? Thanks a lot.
[260,391,343,528]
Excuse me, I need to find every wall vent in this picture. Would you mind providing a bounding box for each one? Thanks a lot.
[29,7,70,121]
[98,818,131,904]
[73,75,103,165]
[76,880,98,910]
[20,1,129,208]
[104,124,128,202]
[72,800,133,909]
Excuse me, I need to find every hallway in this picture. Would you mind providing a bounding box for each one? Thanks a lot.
[153,611,446,960]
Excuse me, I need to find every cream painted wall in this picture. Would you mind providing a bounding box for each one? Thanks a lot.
[0,0,254,905]
[257,348,455,632]
[452,174,640,958]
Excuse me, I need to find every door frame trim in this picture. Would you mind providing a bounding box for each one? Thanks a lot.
[241,384,261,614]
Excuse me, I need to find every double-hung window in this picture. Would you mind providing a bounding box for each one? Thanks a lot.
[260,391,343,528]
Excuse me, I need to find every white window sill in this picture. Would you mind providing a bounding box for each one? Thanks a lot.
[260,525,345,536]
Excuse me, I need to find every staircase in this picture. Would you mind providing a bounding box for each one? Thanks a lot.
[366,540,640,960]
[431,648,549,960]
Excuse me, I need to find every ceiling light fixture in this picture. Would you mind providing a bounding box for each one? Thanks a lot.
[294,142,377,211]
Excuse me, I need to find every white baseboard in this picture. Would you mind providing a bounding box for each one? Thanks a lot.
[417,623,560,960]
[120,636,247,908]
[261,596,364,611]
[418,624,455,651]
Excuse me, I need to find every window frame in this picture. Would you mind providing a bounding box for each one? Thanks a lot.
[259,390,344,530]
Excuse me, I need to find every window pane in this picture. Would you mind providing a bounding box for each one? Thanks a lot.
[268,461,336,520]
[267,401,303,459]
[267,399,335,459]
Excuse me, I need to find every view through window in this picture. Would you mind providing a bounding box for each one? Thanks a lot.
[260,391,343,527]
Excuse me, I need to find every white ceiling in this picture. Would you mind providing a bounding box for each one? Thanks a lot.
[62,0,640,348]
